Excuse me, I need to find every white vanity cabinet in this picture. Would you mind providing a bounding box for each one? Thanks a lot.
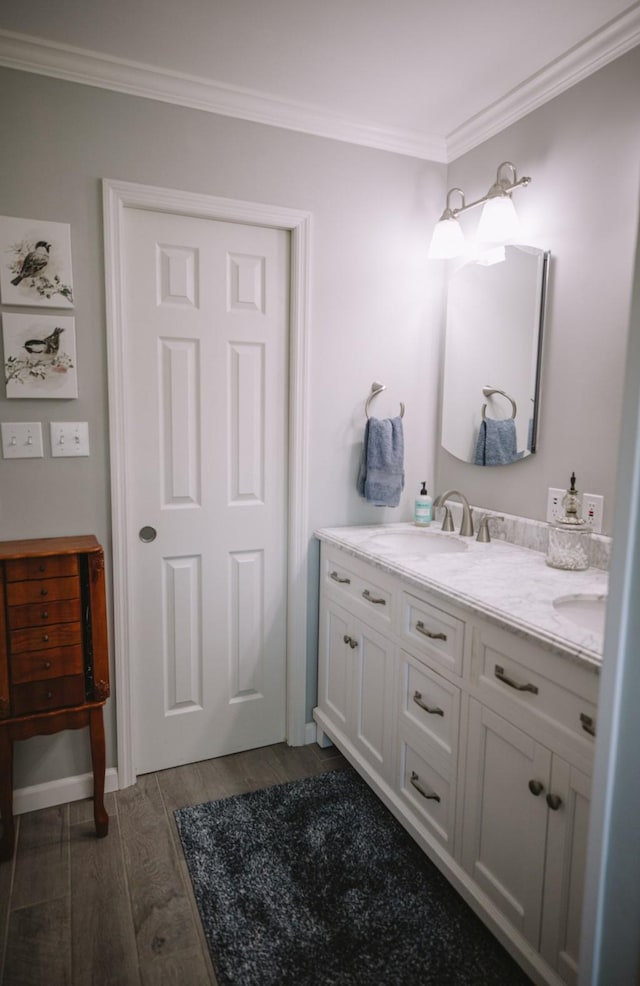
[314,536,601,986]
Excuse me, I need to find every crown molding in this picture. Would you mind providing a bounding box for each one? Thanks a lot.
[0,29,447,162]
[447,3,640,161]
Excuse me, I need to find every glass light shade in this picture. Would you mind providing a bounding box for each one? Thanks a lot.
[477,194,520,245]
[428,217,465,259]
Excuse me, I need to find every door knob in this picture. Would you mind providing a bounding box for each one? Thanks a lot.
[139,526,157,543]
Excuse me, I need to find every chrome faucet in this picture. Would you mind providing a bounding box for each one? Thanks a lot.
[433,490,475,536]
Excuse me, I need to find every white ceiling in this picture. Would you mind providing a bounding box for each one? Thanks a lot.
[1,0,639,160]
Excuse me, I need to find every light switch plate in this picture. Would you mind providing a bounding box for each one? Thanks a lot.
[1,422,44,458]
[50,421,90,457]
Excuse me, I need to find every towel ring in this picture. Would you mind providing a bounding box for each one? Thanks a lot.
[481,387,517,421]
[365,381,405,419]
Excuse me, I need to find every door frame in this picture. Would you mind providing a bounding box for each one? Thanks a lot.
[102,178,311,787]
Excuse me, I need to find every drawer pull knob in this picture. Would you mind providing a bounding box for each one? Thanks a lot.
[46,691,53,700]
[413,691,444,716]
[39,564,46,572]
[580,713,596,737]
[44,660,52,670]
[330,571,351,584]
[410,771,441,802]
[42,610,49,619]
[546,793,563,811]
[343,634,358,649]
[42,634,49,642]
[528,779,544,797]
[416,620,446,641]
[362,589,386,606]
[40,588,49,597]
[494,665,539,694]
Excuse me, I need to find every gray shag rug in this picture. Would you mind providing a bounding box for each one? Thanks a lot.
[175,768,532,986]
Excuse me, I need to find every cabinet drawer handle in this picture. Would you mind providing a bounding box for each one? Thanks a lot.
[580,713,596,737]
[413,691,444,716]
[42,633,49,642]
[494,665,539,694]
[546,793,563,811]
[41,610,49,619]
[410,771,441,802]
[40,588,49,597]
[343,634,358,649]
[528,779,544,797]
[416,620,446,641]
[44,660,52,670]
[362,589,386,606]
[39,564,46,572]
[330,571,351,584]
[45,691,53,700]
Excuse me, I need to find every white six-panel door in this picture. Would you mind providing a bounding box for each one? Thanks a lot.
[121,207,289,773]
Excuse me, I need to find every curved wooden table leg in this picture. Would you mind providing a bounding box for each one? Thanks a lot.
[89,706,108,838]
[0,728,15,860]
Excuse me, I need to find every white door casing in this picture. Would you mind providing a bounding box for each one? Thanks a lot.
[103,179,311,786]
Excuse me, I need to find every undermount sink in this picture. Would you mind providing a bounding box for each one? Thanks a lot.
[553,594,608,635]
[365,531,468,556]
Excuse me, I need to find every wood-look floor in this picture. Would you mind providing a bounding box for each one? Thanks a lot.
[0,742,349,986]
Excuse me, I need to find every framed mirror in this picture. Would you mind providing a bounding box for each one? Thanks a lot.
[441,245,549,465]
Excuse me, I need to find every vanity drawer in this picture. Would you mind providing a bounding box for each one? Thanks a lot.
[472,624,599,747]
[5,576,81,607]
[398,739,454,850]
[10,645,84,685]
[323,551,393,628]
[12,673,86,716]
[4,555,79,582]
[7,598,82,630]
[398,651,460,764]
[400,591,465,676]
[9,621,83,655]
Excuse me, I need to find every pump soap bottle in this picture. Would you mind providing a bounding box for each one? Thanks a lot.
[546,472,591,570]
[414,482,433,527]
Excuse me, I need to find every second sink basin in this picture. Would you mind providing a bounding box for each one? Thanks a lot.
[365,531,468,556]
[553,594,607,636]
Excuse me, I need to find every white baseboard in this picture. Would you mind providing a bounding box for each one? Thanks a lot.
[304,720,317,745]
[13,767,120,816]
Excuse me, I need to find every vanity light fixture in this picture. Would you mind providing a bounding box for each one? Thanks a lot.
[428,161,531,260]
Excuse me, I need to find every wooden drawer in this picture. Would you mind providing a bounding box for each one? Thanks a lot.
[4,555,79,582]
[5,576,81,607]
[398,651,460,764]
[471,623,599,748]
[400,591,465,677]
[9,621,83,655]
[12,674,86,715]
[7,597,82,630]
[398,739,454,850]
[10,645,84,685]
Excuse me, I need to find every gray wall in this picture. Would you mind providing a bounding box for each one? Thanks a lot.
[436,46,640,532]
[0,67,444,787]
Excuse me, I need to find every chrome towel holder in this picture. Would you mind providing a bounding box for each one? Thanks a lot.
[365,381,405,419]
[481,386,516,420]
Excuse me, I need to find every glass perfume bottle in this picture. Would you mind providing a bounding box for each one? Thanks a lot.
[546,472,591,571]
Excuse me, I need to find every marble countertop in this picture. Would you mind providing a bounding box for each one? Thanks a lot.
[315,522,608,672]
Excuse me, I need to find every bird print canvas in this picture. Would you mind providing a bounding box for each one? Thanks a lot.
[3,313,78,398]
[0,216,74,307]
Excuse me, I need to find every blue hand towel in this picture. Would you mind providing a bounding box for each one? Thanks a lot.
[474,418,523,466]
[357,416,404,506]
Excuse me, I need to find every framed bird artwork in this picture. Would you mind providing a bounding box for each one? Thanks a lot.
[2,313,78,398]
[0,216,74,308]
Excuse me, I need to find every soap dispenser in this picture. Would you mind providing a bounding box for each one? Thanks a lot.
[546,472,591,570]
[414,482,433,527]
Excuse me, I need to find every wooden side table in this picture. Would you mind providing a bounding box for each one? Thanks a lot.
[0,535,110,860]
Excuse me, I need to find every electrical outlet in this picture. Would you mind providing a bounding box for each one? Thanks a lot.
[583,493,604,533]
[546,487,565,523]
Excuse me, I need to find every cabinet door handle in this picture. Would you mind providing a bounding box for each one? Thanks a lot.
[330,571,351,584]
[416,621,446,641]
[342,634,358,649]
[528,779,544,796]
[362,589,386,605]
[413,691,444,716]
[494,665,539,694]
[580,713,596,737]
[410,771,441,802]
[546,793,563,811]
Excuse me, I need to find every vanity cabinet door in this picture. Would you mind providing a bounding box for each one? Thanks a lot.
[317,596,395,781]
[462,699,551,949]
[539,758,591,986]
